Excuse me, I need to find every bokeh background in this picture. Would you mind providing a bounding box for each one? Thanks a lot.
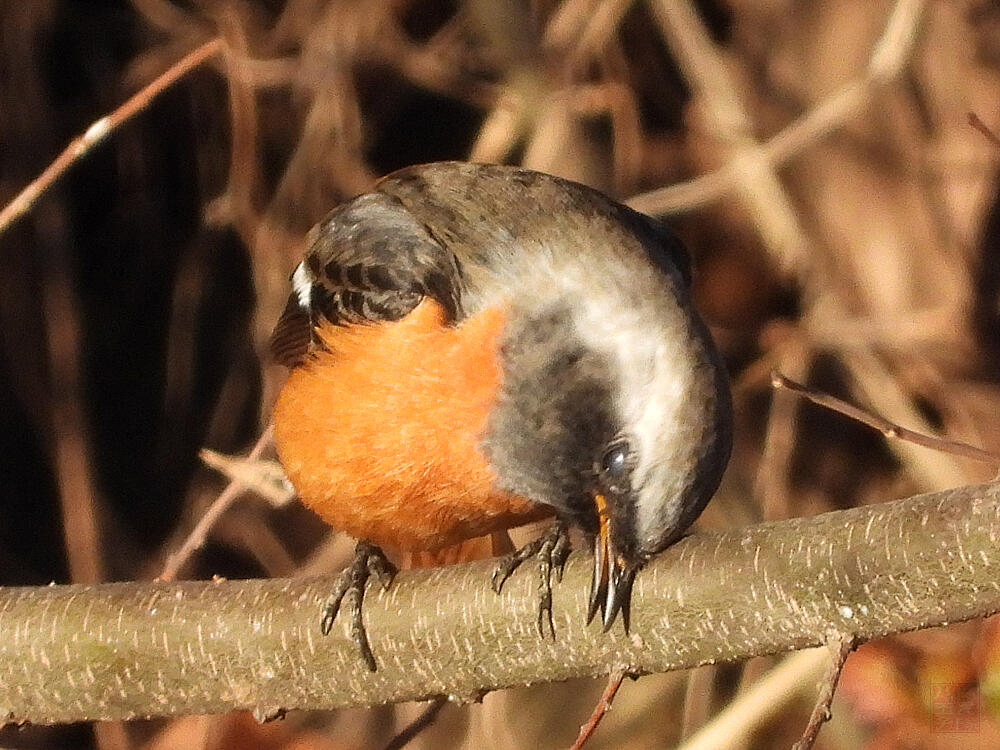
[2,0,1000,748]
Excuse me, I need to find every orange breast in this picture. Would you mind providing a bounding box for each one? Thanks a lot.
[272,299,550,552]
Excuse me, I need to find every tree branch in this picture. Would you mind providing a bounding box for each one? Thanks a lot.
[3,481,1000,725]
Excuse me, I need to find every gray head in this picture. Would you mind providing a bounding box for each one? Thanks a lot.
[469,175,732,629]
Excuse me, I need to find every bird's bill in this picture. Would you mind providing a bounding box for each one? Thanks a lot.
[586,494,637,632]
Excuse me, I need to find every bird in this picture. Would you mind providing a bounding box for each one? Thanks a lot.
[270,161,732,671]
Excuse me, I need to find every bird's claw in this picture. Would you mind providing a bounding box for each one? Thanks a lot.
[491,521,570,639]
[320,541,397,672]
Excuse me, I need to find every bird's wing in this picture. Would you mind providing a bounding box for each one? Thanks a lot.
[270,191,464,367]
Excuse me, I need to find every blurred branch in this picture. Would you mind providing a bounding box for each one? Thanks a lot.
[216,10,261,248]
[677,649,833,750]
[3,481,1000,724]
[544,0,635,67]
[0,38,222,236]
[43,246,105,585]
[643,0,810,272]
[629,0,926,220]
[968,111,1000,150]
[634,0,968,493]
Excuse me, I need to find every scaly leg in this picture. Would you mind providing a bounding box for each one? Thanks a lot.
[491,521,571,638]
[321,541,397,671]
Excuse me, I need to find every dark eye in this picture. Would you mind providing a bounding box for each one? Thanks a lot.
[600,441,631,486]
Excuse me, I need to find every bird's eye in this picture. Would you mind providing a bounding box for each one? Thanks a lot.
[600,441,630,481]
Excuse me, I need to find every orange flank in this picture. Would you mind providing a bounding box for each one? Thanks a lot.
[272,299,550,552]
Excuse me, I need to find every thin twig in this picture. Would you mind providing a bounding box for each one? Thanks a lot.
[791,633,854,750]
[968,112,1000,150]
[771,371,1000,465]
[568,670,627,750]
[160,424,274,581]
[0,38,223,236]
[382,698,447,750]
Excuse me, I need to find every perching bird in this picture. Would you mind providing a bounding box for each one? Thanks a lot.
[270,162,732,670]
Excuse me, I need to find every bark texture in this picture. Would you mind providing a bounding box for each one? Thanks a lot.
[2,481,999,724]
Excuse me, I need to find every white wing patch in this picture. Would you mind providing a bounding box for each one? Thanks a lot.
[291,262,312,309]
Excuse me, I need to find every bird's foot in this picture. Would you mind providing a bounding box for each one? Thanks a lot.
[321,541,397,671]
[491,521,571,638]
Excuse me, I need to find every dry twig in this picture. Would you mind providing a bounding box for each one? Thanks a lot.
[791,633,854,750]
[968,111,1000,150]
[0,38,223,236]
[771,371,1000,466]
[568,671,627,750]
[382,698,447,750]
[160,425,275,580]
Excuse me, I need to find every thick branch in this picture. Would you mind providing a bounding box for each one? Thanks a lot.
[3,482,1000,724]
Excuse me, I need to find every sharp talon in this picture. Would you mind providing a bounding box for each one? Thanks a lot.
[492,536,542,593]
[320,542,394,671]
[491,559,516,593]
[553,532,570,583]
[536,591,555,640]
[320,604,336,636]
[320,574,351,635]
[492,521,569,639]
[347,582,377,672]
[536,538,555,639]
